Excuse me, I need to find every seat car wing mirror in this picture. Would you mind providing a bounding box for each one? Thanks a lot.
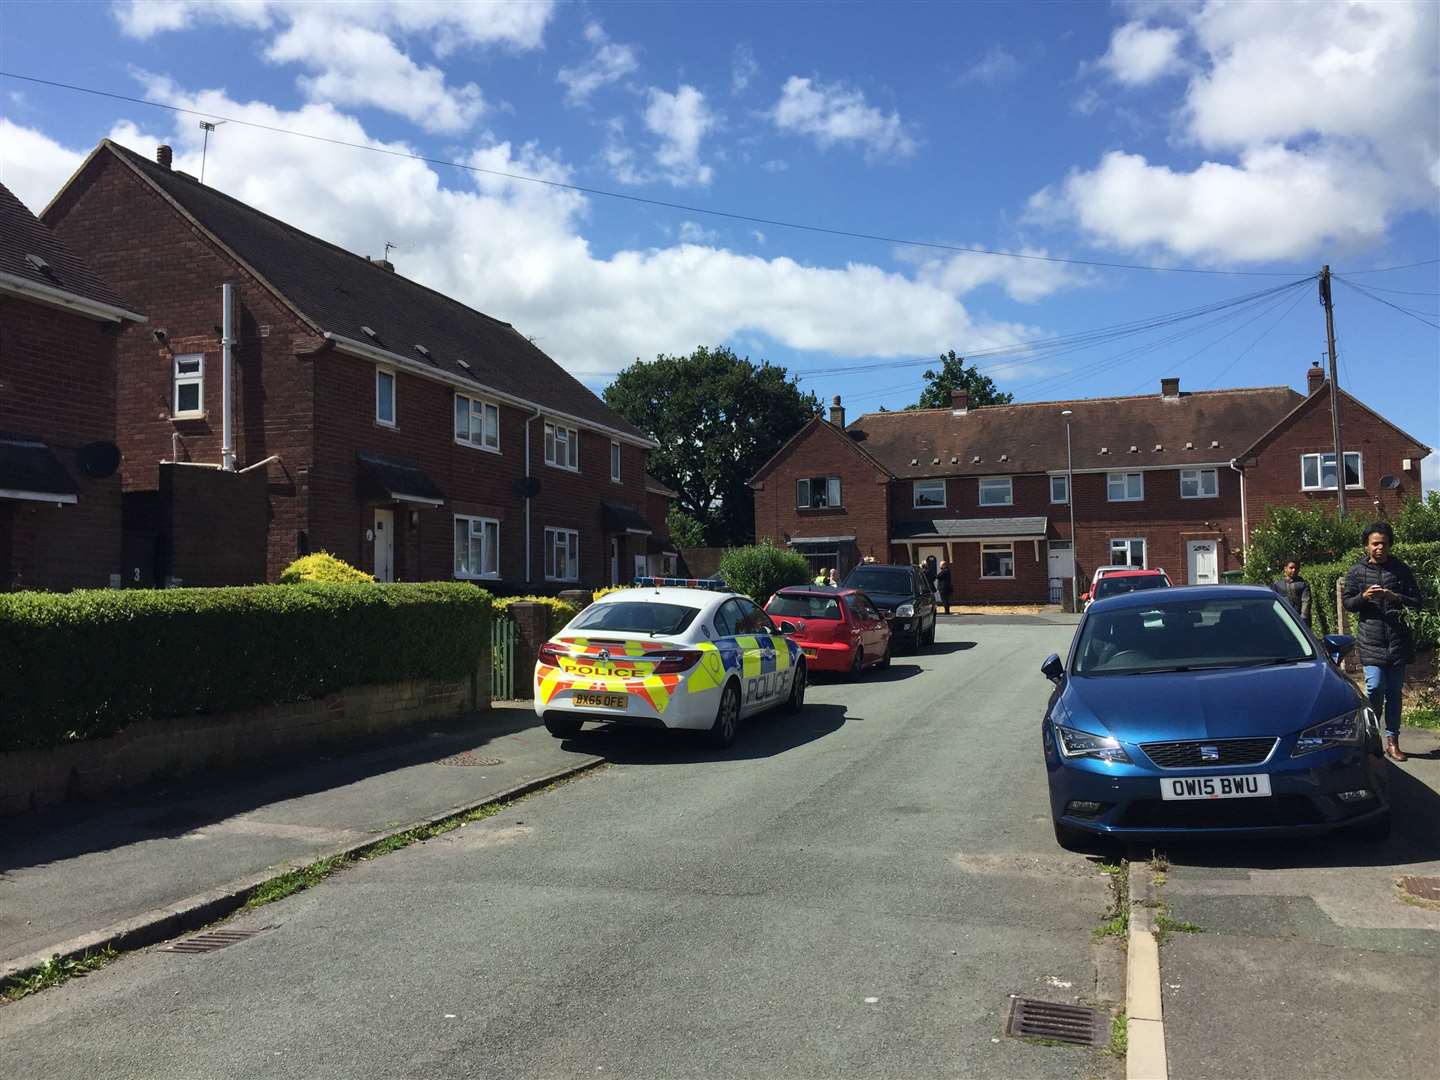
[1041,653,1065,684]
[1322,634,1354,662]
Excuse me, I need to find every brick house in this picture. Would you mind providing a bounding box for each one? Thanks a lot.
[43,140,659,590]
[0,180,144,591]
[752,370,1427,603]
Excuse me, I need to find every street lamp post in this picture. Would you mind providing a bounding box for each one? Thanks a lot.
[1062,409,1077,612]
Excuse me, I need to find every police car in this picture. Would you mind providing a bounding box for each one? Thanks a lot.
[534,578,807,747]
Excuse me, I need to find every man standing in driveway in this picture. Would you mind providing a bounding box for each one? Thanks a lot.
[1272,559,1312,625]
[1342,523,1423,763]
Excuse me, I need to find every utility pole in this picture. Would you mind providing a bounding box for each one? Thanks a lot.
[1319,266,1346,515]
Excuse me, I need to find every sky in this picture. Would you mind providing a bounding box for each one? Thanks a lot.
[2,0,1437,486]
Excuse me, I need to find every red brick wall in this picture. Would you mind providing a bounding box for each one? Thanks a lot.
[946,538,1051,603]
[752,421,890,561]
[1243,387,1424,530]
[0,297,121,590]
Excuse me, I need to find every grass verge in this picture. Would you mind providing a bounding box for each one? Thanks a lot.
[2,946,118,1003]
[1107,1011,1128,1058]
[1403,707,1440,730]
[1093,859,1130,941]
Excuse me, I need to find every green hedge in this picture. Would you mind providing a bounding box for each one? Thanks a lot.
[718,541,813,605]
[492,595,581,634]
[0,582,492,752]
[1301,541,1440,648]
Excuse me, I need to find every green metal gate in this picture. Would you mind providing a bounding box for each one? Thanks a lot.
[490,616,516,700]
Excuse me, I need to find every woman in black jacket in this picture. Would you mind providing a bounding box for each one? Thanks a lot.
[1341,523,1423,762]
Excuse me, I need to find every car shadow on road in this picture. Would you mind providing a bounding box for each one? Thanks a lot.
[556,703,849,765]
[1135,762,1440,870]
[913,641,976,656]
[0,708,541,874]
[811,663,923,685]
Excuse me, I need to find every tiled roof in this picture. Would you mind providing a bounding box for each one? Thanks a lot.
[848,386,1302,479]
[0,181,139,317]
[101,142,642,441]
[892,516,1048,540]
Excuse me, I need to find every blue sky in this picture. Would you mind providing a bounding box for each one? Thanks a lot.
[3,1,1437,479]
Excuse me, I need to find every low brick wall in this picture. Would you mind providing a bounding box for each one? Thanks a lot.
[0,657,490,817]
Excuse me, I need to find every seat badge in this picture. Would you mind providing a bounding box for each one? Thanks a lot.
[1200,744,1220,762]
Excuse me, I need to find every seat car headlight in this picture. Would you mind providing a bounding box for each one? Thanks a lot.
[1055,726,1131,764]
[895,602,915,617]
[1294,709,1367,756]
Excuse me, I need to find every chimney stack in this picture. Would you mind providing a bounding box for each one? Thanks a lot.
[367,256,395,272]
[156,144,173,170]
[1160,377,1180,400]
[951,390,969,416]
[828,395,845,428]
[1307,362,1325,395]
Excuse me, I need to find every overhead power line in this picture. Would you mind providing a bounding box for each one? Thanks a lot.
[1334,276,1440,330]
[0,69,1327,279]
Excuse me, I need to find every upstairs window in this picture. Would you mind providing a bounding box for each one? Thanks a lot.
[611,441,622,483]
[545,422,578,470]
[1180,468,1218,499]
[173,354,204,418]
[1300,452,1362,491]
[912,479,945,508]
[454,394,499,451]
[375,367,396,426]
[979,476,1013,506]
[1107,471,1143,502]
[1050,474,1069,504]
[797,476,842,509]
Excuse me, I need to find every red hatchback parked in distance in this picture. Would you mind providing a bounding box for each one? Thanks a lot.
[765,587,892,677]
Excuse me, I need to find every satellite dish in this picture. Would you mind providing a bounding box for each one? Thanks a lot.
[1380,475,1402,490]
[77,441,121,478]
[512,475,541,499]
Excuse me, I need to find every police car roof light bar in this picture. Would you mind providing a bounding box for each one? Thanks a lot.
[632,576,728,591]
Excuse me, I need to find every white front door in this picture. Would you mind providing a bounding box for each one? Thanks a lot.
[610,538,620,584]
[1187,540,1218,585]
[634,553,648,580]
[1047,540,1075,580]
[373,508,394,582]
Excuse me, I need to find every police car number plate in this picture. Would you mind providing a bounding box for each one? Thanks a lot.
[1159,774,1271,800]
[573,692,626,709]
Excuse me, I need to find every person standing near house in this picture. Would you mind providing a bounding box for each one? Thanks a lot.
[936,561,953,615]
[826,568,840,588]
[1271,559,1312,625]
[1342,522,1423,763]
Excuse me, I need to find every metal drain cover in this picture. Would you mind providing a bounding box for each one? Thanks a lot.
[1399,876,1440,902]
[437,751,502,767]
[162,928,270,954]
[1005,996,1108,1047]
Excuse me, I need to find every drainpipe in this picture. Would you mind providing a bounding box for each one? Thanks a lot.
[1230,458,1247,568]
[524,408,542,582]
[220,283,236,471]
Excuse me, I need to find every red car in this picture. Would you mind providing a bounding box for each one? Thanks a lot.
[1084,568,1172,607]
[764,587,892,676]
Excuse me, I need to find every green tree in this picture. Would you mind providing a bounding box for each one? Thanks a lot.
[666,506,706,550]
[604,346,820,546]
[906,350,1013,411]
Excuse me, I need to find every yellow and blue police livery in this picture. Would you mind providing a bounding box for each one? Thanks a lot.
[534,578,806,748]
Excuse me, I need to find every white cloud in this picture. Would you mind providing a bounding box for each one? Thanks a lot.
[903,245,1085,304]
[0,118,85,213]
[10,88,1035,382]
[731,44,759,94]
[110,1,553,131]
[1040,1,1439,264]
[642,85,716,187]
[760,158,789,173]
[770,76,916,160]
[678,220,719,244]
[558,22,638,105]
[958,45,1022,85]
[1098,22,1184,86]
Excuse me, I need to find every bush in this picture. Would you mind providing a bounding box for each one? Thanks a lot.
[0,582,491,752]
[1394,491,1440,544]
[718,541,813,605]
[1242,505,1360,584]
[1303,541,1440,649]
[492,594,580,634]
[279,552,373,584]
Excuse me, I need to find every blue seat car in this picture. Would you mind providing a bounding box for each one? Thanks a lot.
[1040,585,1390,850]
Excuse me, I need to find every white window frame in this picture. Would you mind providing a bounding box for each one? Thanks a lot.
[1300,452,1363,491]
[1050,474,1069,505]
[453,515,500,580]
[375,367,396,427]
[1107,471,1144,502]
[980,542,1015,579]
[912,479,946,508]
[544,527,580,582]
[173,354,204,418]
[610,441,622,483]
[1110,537,1147,568]
[544,422,579,471]
[797,476,842,509]
[453,393,499,452]
[979,476,1013,507]
[1179,468,1219,499]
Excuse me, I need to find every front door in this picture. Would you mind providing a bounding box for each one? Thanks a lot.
[1187,540,1218,585]
[1047,540,1075,580]
[610,538,620,584]
[373,508,394,582]
[634,553,648,581]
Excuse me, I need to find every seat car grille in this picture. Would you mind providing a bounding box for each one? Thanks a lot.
[1118,795,1322,829]
[1140,737,1277,769]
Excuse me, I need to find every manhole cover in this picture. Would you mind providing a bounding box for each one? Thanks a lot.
[1005,996,1108,1047]
[437,751,502,767]
[1399,876,1440,902]
[162,927,271,954]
